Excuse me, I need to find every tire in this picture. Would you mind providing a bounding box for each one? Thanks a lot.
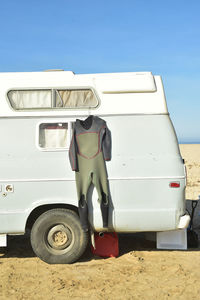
[30,208,89,264]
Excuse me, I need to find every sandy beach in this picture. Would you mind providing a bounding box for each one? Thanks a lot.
[0,144,200,300]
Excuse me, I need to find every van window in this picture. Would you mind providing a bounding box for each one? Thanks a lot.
[8,90,52,110]
[55,90,97,108]
[7,89,98,110]
[39,123,68,149]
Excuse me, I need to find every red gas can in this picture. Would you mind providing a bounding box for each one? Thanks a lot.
[91,232,119,258]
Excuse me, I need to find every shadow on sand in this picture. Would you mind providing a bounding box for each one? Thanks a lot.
[0,232,199,261]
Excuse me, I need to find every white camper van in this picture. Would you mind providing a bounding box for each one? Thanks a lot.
[0,70,189,264]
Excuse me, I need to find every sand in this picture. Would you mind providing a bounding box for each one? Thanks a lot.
[180,144,200,200]
[0,144,200,300]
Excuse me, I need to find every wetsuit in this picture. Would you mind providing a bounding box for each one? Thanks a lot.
[69,115,111,231]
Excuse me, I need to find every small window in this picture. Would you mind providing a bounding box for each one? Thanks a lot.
[8,88,98,110]
[39,123,68,149]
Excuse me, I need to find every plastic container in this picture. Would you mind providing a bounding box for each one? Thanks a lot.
[91,232,119,258]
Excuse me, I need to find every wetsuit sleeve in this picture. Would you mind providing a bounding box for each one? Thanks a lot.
[69,129,78,171]
[102,126,112,161]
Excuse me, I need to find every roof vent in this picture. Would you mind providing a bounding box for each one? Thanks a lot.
[43,69,64,72]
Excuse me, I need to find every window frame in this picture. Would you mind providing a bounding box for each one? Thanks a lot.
[6,86,100,111]
[36,120,72,152]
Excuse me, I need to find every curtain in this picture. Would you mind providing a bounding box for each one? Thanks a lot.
[8,90,52,109]
[56,90,97,108]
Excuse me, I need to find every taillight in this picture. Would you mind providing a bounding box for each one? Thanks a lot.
[169,182,180,188]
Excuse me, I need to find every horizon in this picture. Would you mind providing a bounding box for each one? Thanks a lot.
[179,141,200,144]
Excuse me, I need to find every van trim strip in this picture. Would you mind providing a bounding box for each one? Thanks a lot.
[0,176,185,182]
[0,113,169,119]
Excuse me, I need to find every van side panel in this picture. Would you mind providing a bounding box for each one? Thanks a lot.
[0,114,185,233]
[0,181,77,234]
[112,179,185,231]
[105,115,183,178]
[104,115,185,232]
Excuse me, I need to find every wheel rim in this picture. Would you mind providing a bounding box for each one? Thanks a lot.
[46,224,75,254]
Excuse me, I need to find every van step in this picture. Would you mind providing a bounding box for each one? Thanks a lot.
[0,234,7,247]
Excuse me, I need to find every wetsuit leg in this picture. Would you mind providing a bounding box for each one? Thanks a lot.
[92,155,109,228]
[78,195,89,231]
[100,192,109,228]
[92,176,109,228]
[75,160,92,231]
[76,152,109,230]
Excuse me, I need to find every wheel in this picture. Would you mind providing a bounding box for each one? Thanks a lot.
[30,208,89,264]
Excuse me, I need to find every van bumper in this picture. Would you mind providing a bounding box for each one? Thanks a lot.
[177,214,190,229]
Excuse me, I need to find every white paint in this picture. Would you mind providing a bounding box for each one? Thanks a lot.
[0,71,168,117]
[93,72,156,93]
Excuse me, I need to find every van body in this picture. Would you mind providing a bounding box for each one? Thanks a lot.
[0,71,189,263]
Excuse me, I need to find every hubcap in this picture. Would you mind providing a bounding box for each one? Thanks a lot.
[47,224,73,251]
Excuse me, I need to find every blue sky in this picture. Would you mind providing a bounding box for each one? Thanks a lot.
[0,0,199,142]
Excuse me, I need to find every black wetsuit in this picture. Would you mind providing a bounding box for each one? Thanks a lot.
[69,115,111,231]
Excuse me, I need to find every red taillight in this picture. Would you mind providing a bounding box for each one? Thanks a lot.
[169,182,180,188]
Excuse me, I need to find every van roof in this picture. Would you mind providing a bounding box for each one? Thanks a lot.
[0,70,157,93]
[0,71,168,116]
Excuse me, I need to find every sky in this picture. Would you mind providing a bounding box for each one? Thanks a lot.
[0,0,199,142]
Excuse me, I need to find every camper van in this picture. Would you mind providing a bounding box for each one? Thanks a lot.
[0,70,190,264]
